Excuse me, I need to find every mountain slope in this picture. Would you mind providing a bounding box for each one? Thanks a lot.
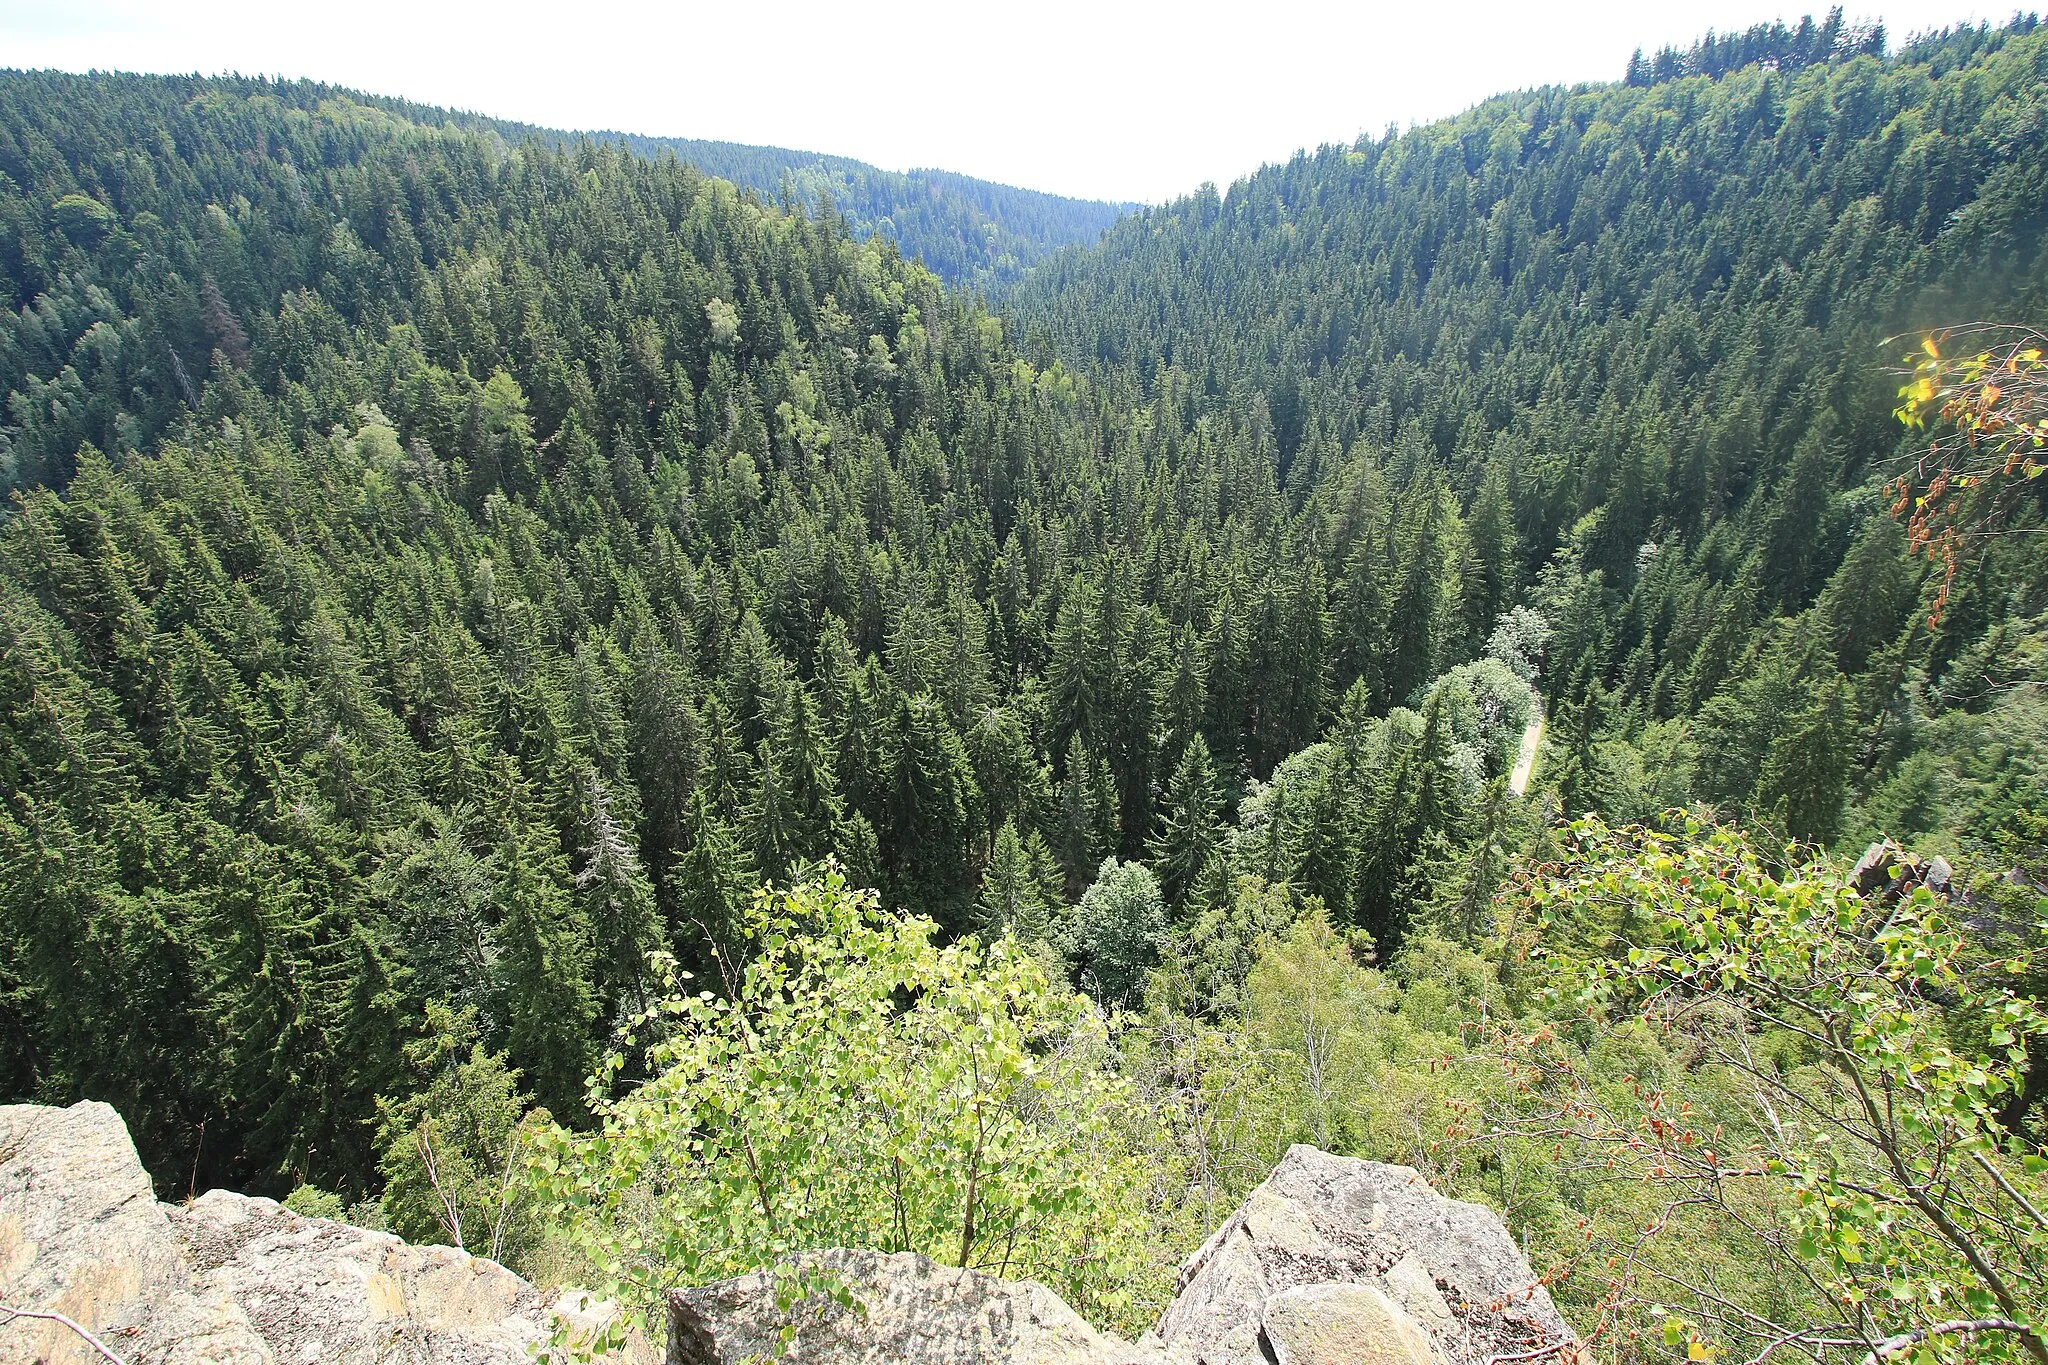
[1009,15,2048,851]
[0,70,1127,303]
[1,66,1370,1197]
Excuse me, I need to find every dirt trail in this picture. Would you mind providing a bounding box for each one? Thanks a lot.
[1509,702,1544,797]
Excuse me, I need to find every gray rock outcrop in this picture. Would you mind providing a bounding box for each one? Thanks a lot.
[0,1101,653,1365]
[1156,1145,1573,1365]
[2,1102,1571,1365]
[0,1101,268,1365]
[667,1249,1152,1365]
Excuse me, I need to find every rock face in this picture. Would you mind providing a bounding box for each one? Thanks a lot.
[168,1187,586,1365]
[1259,1283,1440,1365]
[1156,1145,1573,1365]
[668,1249,1149,1365]
[0,1102,268,1365]
[0,1101,653,1365]
[2,1102,1570,1365]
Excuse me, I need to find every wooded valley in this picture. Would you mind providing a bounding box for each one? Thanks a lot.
[4,16,2048,1359]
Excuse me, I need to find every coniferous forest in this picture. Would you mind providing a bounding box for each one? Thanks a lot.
[7,17,2048,1360]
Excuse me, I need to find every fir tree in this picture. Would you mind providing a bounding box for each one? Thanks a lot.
[573,769,658,1015]
[881,694,981,927]
[1758,676,1852,845]
[674,792,759,986]
[1055,734,1120,901]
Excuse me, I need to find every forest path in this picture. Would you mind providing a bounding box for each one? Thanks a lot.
[1509,702,1545,797]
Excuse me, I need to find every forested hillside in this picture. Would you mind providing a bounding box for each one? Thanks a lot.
[0,74,1127,329]
[5,21,2048,1362]
[3,63,1418,1194]
[603,134,1133,291]
[1011,15,2048,863]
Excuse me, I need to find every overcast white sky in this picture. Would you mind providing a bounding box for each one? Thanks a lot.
[0,0,1998,204]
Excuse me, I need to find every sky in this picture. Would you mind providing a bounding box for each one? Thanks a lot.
[0,0,1999,204]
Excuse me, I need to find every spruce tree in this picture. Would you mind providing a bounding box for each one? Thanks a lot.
[882,694,981,926]
[1055,734,1120,901]
[1817,517,1919,675]
[1759,411,1843,610]
[1294,767,1358,923]
[573,769,659,1015]
[975,818,1063,944]
[1406,689,1462,844]
[1388,486,1446,706]
[1150,734,1225,910]
[744,741,801,882]
[1758,675,1852,845]
[493,825,596,1120]
[674,792,759,986]
[1463,460,1519,644]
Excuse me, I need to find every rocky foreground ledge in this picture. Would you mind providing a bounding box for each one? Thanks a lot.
[0,1101,1573,1365]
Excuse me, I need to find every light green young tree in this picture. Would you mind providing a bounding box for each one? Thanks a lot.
[1066,858,1168,1011]
[524,870,1171,1338]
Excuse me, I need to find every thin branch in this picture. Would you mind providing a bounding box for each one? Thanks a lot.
[1975,1149,2048,1237]
[1736,1326,1870,1365]
[487,1124,525,1264]
[415,1125,465,1252]
[1863,1318,2035,1365]
[0,1303,131,1365]
[1483,1344,1573,1365]
[1836,1032,2048,1365]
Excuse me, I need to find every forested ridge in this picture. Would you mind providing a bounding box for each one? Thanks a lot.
[0,73,1127,336]
[6,20,2048,1361]
[599,134,1134,291]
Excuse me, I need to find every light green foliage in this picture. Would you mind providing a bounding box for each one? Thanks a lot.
[1230,911,1510,1179]
[282,1184,346,1220]
[1242,909,1394,1152]
[1425,658,1535,780]
[1512,818,2048,1364]
[1066,858,1169,1010]
[1155,873,1304,1019]
[704,298,741,348]
[1127,893,1525,1239]
[349,408,404,474]
[1485,606,1552,682]
[525,873,1173,1336]
[49,192,115,247]
[1116,808,2048,1364]
[376,1003,543,1266]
